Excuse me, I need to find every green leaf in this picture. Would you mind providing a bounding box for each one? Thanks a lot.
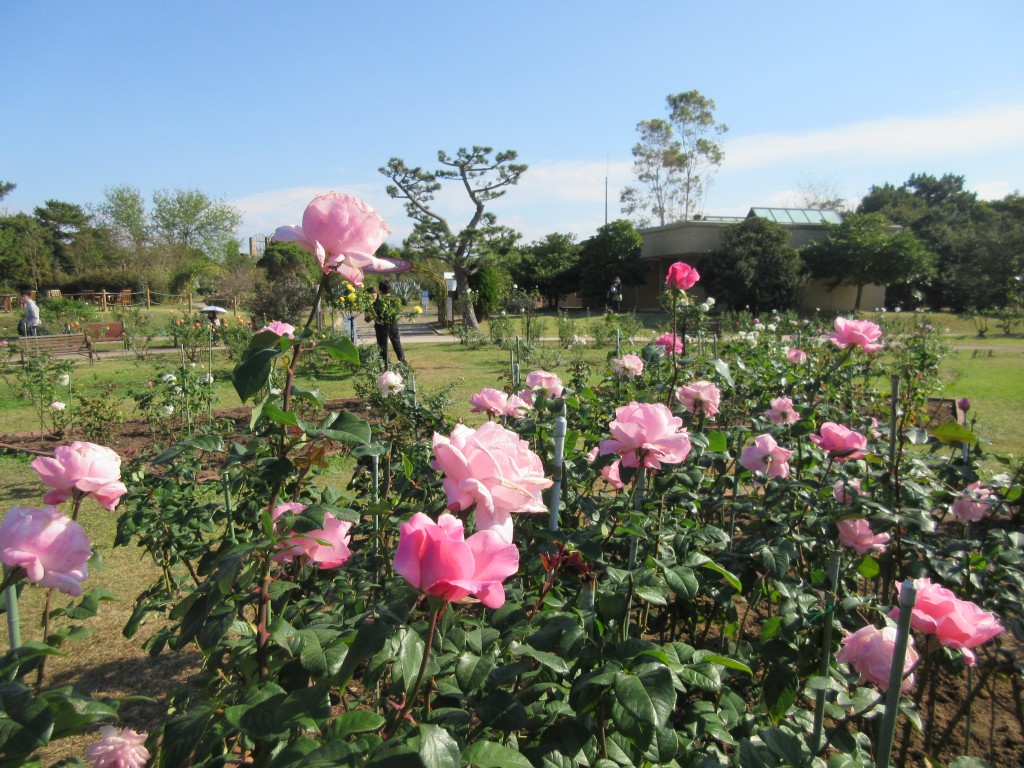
[319,336,360,365]
[462,740,535,768]
[679,662,721,692]
[613,665,675,733]
[762,665,798,726]
[705,430,730,453]
[659,563,699,599]
[232,346,279,403]
[0,682,54,755]
[278,683,332,732]
[290,384,325,408]
[152,433,226,463]
[760,726,809,764]
[264,402,298,426]
[418,723,460,768]
[701,560,742,592]
[857,555,880,579]
[699,653,752,675]
[929,422,978,444]
[332,710,386,739]
[711,358,734,387]
[396,627,426,695]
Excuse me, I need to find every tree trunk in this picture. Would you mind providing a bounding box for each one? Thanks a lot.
[855,283,864,312]
[455,268,480,330]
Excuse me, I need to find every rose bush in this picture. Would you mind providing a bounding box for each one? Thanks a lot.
[4,196,1019,766]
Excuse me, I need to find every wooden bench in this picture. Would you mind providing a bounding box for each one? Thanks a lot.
[85,321,125,343]
[17,333,94,363]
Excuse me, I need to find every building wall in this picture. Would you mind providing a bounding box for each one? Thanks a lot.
[634,218,885,314]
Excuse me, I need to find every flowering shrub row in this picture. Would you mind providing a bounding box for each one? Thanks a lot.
[2,192,1021,767]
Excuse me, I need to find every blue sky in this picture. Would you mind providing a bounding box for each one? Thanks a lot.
[3,1,1023,247]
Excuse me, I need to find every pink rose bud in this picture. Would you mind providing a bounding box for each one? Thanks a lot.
[432,422,552,541]
[271,503,353,569]
[655,332,684,355]
[30,441,127,511]
[765,396,800,426]
[259,320,295,338]
[827,317,884,353]
[740,434,793,479]
[951,481,994,523]
[809,422,868,461]
[957,397,970,412]
[274,192,393,286]
[837,625,918,692]
[675,380,721,417]
[666,261,700,291]
[786,348,808,364]
[524,370,564,398]
[611,354,644,379]
[0,505,93,596]
[837,517,890,554]
[86,726,151,768]
[393,512,519,608]
[889,578,1003,665]
[599,401,692,471]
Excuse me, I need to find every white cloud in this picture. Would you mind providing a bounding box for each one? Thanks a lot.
[971,180,1018,200]
[725,104,1024,170]
[232,159,638,245]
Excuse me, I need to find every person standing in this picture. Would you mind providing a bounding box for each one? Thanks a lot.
[368,281,405,365]
[608,276,623,313]
[19,291,40,336]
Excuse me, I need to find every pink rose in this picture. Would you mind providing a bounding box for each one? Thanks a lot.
[432,422,552,541]
[86,726,150,768]
[655,332,683,355]
[666,261,700,291]
[833,478,863,504]
[951,482,994,523]
[0,505,92,596]
[586,446,600,463]
[274,192,393,286]
[740,434,793,479]
[599,401,691,470]
[470,387,510,417]
[31,441,127,511]
[271,503,353,569]
[786,348,807,364]
[601,461,625,489]
[393,512,519,609]
[524,370,564,398]
[259,320,295,338]
[827,317,884,353]
[502,393,531,419]
[809,422,868,461]
[675,380,721,417]
[836,625,918,692]
[470,388,530,419]
[764,396,800,426]
[889,578,1003,665]
[837,517,890,555]
[612,354,644,379]
[377,370,404,396]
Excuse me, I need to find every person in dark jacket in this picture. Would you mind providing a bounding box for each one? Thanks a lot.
[369,281,405,364]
